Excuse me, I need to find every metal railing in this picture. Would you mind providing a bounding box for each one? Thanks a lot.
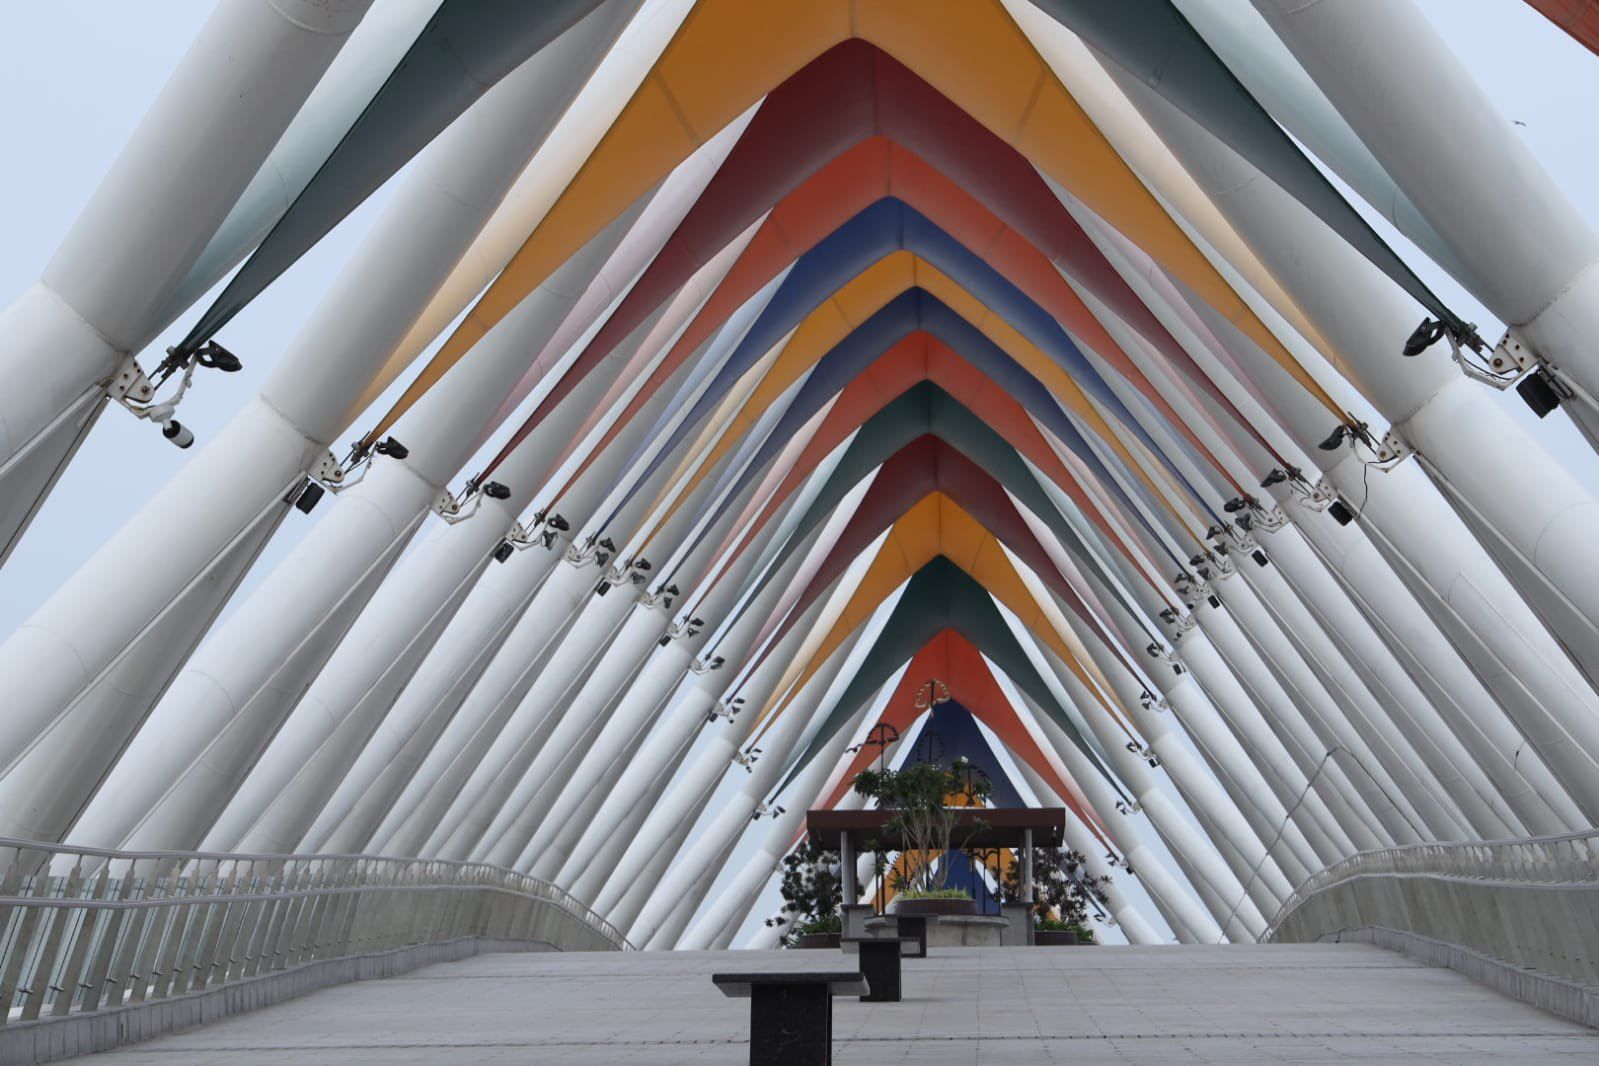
[0,837,630,1026]
[1266,828,1599,985]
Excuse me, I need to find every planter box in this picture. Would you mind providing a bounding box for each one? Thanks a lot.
[1035,930,1085,946]
[890,897,976,918]
[794,932,842,949]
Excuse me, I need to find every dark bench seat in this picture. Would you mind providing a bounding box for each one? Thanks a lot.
[840,936,918,1002]
[712,971,868,1065]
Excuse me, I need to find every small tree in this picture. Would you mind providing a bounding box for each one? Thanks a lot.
[851,757,991,896]
[764,840,843,946]
[1000,847,1112,941]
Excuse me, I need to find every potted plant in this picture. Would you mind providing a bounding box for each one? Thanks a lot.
[851,758,991,917]
[765,840,844,948]
[1000,847,1112,945]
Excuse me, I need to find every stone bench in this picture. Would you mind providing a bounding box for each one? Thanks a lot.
[865,912,1008,949]
[840,937,918,1002]
[711,971,869,1065]
[893,914,928,957]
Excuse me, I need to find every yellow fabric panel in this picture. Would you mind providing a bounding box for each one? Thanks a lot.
[366,0,1342,443]
[653,1,850,133]
[640,252,1198,559]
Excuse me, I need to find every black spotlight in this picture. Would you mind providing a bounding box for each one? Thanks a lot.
[293,480,325,515]
[374,436,409,460]
[1252,549,1269,567]
[1327,499,1355,526]
[1224,497,1246,513]
[194,341,244,373]
[1318,424,1349,452]
[548,514,570,532]
[1402,317,1446,357]
[492,541,514,564]
[482,480,511,500]
[1517,369,1562,419]
[1260,468,1287,488]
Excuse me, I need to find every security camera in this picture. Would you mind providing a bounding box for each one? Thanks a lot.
[1318,425,1349,452]
[293,480,325,515]
[482,481,511,500]
[161,420,194,449]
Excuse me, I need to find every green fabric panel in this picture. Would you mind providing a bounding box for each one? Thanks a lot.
[1032,0,1465,335]
[177,0,611,352]
[779,383,1099,582]
[770,556,1126,801]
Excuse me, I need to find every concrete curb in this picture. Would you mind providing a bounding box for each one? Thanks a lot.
[0,937,554,1065]
[1322,925,1599,1029]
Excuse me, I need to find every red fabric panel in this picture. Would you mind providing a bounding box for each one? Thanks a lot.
[1528,0,1599,55]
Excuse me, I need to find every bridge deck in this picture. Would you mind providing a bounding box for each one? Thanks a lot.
[80,944,1597,1063]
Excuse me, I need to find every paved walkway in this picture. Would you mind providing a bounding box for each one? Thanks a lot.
[81,944,1598,1063]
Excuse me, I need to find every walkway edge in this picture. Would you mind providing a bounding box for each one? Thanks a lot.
[1323,925,1599,1030]
[0,936,551,1066]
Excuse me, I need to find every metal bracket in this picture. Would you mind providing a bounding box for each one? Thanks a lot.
[1489,329,1537,379]
[665,615,705,640]
[307,451,346,490]
[1296,479,1337,513]
[1372,427,1413,465]
[433,489,484,525]
[105,355,154,405]
[1249,503,1288,532]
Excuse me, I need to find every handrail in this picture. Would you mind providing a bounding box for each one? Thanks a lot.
[0,837,630,1027]
[1266,828,1599,985]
